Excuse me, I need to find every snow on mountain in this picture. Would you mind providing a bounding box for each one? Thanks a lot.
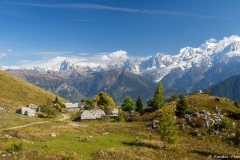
[7,35,240,82]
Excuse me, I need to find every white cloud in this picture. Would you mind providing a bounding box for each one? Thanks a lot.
[18,50,129,69]
[100,50,128,61]
[9,2,226,19]
[8,49,12,52]
[0,53,6,58]
[206,38,217,43]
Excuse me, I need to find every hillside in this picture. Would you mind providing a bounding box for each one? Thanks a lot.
[0,70,67,106]
[210,73,240,102]
[0,92,239,159]
[6,69,85,103]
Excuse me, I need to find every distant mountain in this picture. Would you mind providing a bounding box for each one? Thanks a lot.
[63,68,157,104]
[3,35,240,96]
[210,73,240,102]
[0,70,67,106]
[26,35,240,93]
[6,69,85,103]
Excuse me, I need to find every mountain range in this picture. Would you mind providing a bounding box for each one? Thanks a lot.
[3,35,240,103]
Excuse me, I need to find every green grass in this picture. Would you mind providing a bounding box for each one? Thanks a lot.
[0,70,67,107]
[0,91,240,159]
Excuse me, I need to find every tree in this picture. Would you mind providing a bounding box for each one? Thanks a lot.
[53,96,65,109]
[152,83,164,110]
[121,96,136,111]
[176,93,188,117]
[84,99,95,110]
[41,98,58,118]
[234,100,240,108]
[96,92,115,108]
[135,96,144,112]
[157,106,178,149]
[81,98,87,102]
[167,93,178,102]
[205,88,211,95]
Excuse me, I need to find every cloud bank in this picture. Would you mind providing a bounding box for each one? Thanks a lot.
[19,50,129,69]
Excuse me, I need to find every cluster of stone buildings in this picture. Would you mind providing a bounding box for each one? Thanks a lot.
[15,104,37,116]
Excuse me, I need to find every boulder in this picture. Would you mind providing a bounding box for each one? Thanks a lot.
[50,133,56,137]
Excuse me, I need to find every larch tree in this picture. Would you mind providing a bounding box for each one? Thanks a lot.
[152,82,164,110]
[157,106,178,149]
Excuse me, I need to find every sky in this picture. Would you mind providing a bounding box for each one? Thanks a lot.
[1,0,240,68]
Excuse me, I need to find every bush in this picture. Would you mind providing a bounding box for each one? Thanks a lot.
[11,142,23,152]
[37,112,46,118]
[220,117,231,129]
[117,111,125,122]
[132,112,142,122]
[72,111,82,121]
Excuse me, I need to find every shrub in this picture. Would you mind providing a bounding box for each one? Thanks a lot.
[11,142,23,152]
[220,117,231,129]
[132,112,142,122]
[117,111,125,122]
[37,112,46,118]
[72,111,82,121]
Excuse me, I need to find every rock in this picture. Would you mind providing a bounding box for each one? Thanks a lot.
[206,111,211,116]
[50,133,56,137]
[202,115,208,120]
[4,134,12,139]
[179,124,185,130]
[214,130,219,135]
[200,110,206,114]
[233,122,236,129]
[89,136,93,138]
[228,133,235,137]
[136,136,139,142]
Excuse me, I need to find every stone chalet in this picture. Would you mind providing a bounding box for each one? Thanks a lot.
[64,102,85,111]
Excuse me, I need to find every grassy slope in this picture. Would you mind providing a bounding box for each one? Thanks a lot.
[0,90,240,159]
[0,70,67,106]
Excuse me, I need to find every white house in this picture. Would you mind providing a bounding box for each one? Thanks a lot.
[64,102,85,111]
[16,107,35,116]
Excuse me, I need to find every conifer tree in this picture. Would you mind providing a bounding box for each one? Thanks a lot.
[157,106,178,149]
[135,96,144,112]
[152,83,164,110]
[176,93,188,117]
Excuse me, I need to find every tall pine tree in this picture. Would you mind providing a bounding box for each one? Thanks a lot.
[135,96,144,112]
[176,92,188,117]
[152,82,164,110]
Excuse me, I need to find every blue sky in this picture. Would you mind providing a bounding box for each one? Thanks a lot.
[1,0,240,68]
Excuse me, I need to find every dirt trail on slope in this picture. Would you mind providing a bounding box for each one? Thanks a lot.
[0,114,69,131]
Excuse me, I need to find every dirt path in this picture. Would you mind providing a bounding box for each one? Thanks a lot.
[0,114,69,131]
